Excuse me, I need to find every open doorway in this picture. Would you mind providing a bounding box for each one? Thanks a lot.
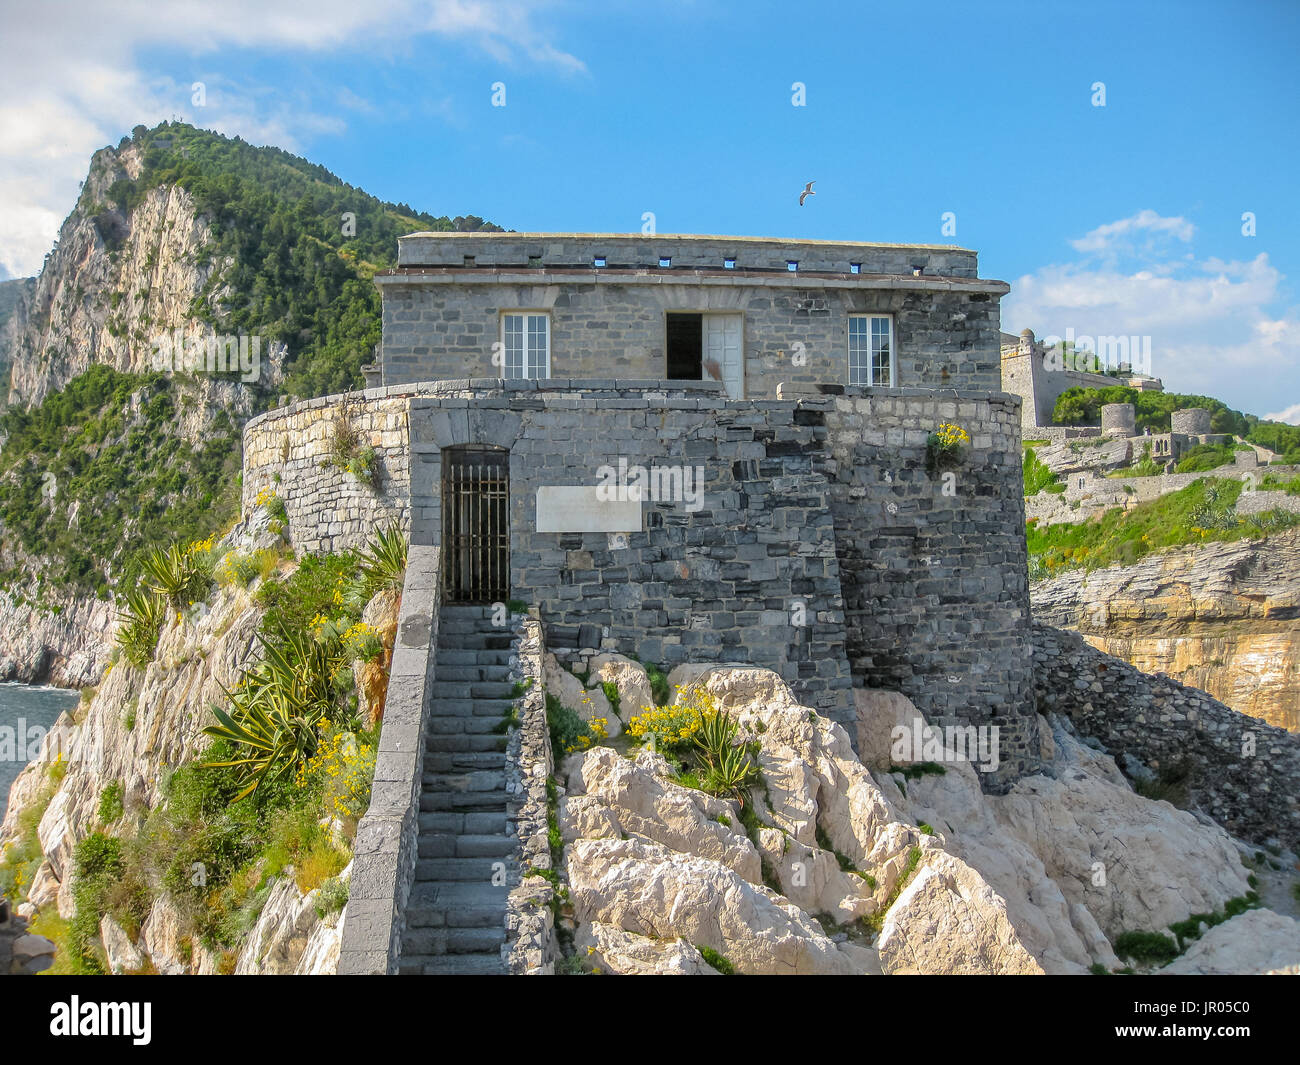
[665,312,743,396]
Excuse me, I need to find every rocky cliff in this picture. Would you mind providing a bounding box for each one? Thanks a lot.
[1031,529,1300,731]
[0,513,357,975]
[542,664,1300,975]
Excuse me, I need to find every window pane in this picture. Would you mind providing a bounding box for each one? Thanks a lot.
[871,317,892,386]
[526,314,548,378]
[503,315,524,378]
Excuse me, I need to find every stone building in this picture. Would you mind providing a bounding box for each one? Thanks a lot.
[245,233,1041,787]
[1001,327,1164,430]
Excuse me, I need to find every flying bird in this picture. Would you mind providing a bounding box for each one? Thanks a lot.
[799,181,815,206]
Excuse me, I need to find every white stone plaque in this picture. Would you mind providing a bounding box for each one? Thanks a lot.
[536,486,642,533]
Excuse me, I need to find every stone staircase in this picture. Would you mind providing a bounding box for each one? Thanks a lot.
[398,605,516,975]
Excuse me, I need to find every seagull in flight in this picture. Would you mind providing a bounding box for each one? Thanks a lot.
[799,181,816,206]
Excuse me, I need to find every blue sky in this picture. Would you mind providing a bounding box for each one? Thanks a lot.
[2,0,1297,418]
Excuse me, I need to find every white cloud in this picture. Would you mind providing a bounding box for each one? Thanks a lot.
[1069,208,1195,255]
[0,1,583,278]
[1003,211,1300,417]
[1263,402,1300,426]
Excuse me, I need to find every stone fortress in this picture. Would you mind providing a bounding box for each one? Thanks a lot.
[1000,327,1300,526]
[244,232,1037,781]
[228,234,1300,975]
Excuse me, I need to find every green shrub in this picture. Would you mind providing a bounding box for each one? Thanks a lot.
[97,781,125,824]
[1113,930,1180,965]
[1023,447,1065,496]
[697,944,735,974]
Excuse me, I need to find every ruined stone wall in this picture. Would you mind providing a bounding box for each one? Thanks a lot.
[822,389,1040,785]
[1031,622,1300,850]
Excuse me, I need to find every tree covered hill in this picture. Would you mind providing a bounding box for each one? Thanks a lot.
[1052,384,1300,464]
[0,122,501,595]
[91,121,502,400]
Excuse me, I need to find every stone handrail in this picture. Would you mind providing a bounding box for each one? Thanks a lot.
[337,545,441,974]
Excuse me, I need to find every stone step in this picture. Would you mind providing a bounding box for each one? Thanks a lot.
[419,789,508,813]
[422,751,507,773]
[402,926,508,957]
[439,617,511,634]
[415,856,508,882]
[427,697,514,717]
[418,833,515,859]
[420,769,506,793]
[399,953,508,976]
[436,649,514,667]
[437,634,514,650]
[430,680,516,700]
[436,664,512,683]
[425,733,508,753]
[426,715,498,735]
[418,810,509,834]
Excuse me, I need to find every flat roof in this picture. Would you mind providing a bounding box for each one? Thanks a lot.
[399,231,974,253]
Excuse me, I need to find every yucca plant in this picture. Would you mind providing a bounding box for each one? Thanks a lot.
[201,630,346,799]
[202,688,326,801]
[139,545,212,609]
[702,742,759,805]
[357,522,407,598]
[691,702,759,805]
[693,703,737,770]
[115,586,168,669]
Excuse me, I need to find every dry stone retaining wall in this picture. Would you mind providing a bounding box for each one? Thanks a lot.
[1031,622,1300,849]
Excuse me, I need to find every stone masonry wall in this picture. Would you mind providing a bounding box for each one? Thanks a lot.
[406,381,857,723]
[1032,622,1300,850]
[242,388,414,554]
[822,389,1039,785]
[242,379,1039,784]
[397,233,981,277]
[378,278,1004,399]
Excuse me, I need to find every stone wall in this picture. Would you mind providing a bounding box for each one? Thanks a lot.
[504,616,557,974]
[396,233,981,277]
[378,234,1007,398]
[822,389,1040,785]
[242,378,1040,782]
[1031,622,1300,850]
[338,545,441,975]
[406,380,857,724]
[242,388,415,554]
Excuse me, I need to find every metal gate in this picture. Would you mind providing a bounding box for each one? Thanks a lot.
[442,446,510,603]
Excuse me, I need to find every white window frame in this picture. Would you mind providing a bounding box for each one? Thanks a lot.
[848,314,895,387]
[500,312,551,379]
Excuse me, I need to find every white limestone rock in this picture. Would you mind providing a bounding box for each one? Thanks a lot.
[566,836,867,975]
[140,894,189,975]
[567,747,759,881]
[587,653,654,723]
[1160,910,1300,975]
[100,914,144,974]
[575,921,719,975]
[877,851,1046,975]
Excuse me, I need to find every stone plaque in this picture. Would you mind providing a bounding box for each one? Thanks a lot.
[536,486,642,533]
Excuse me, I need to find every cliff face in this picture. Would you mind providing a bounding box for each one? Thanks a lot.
[0,590,115,687]
[0,139,273,682]
[1031,529,1300,731]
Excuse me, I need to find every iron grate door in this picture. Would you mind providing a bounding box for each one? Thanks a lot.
[442,446,510,603]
